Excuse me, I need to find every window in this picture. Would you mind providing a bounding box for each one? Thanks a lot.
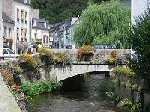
[25,12,27,24]
[4,27,7,37]
[28,0,31,4]
[24,28,27,37]
[7,49,14,54]
[17,28,19,37]
[17,9,19,21]
[43,35,46,44]
[21,28,23,37]
[46,36,48,44]
[21,10,24,22]
[8,28,11,37]
[3,49,8,54]
[24,0,27,3]
[32,20,36,26]
[34,33,37,39]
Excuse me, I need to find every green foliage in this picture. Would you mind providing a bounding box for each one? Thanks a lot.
[98,79,115,92]
[32,0,89,23]
[113,67,136,77]
[21,80,63,96]
[118,98,140,112]
[74,0,131,47]
[106,91,118,99]
[130,9,150,80]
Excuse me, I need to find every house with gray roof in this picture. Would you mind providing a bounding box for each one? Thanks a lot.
[31,18,52,48]
[51,17,79,49]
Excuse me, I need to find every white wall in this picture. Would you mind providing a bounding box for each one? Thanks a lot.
[132,0,148,24]
[3,22,14,50]
[13,2,31,42]
[0,0,3,55]
[31,9,39,19]
[31,28,50,47]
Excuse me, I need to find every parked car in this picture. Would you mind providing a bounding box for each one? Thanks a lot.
[0,48,19,60]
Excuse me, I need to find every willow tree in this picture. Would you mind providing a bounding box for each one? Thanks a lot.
[73,0,131,48]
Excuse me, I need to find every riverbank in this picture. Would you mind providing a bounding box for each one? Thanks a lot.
[0,73,21,112]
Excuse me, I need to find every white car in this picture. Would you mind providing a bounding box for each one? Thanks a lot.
[2,48,19,59]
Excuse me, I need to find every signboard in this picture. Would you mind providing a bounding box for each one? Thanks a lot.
[94,44,118,49]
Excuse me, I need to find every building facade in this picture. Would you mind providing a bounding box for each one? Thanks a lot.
[132,0,149,24]
[63,17,79,49]
[2,0,40,53]
[31,18,50,48]
[2,12,15,50]
[0,0,3,55]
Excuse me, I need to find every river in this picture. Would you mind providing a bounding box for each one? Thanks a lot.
[26,72,123,112]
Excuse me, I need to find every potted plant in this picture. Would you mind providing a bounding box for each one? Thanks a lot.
[54,51,72,68]
[77,45,94,61]
[38,47,54,66]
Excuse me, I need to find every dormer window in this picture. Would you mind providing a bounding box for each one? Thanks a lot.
[33,19,36,27]
[28,0,31,4]
[24,0,27,3]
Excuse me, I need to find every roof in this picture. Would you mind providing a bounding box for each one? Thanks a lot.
[13,0,32,7]
[32,18,50,31]
[2,12,15,24]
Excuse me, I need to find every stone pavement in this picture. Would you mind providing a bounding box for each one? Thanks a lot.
[0,73,21,112]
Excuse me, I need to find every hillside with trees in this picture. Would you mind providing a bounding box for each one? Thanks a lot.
[31,0,109,23]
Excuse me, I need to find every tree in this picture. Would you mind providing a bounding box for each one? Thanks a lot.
[130,9,150,111]
[31,0,109,24]
[32,0,89,23]
[130,9,150,80]
[73,0,131,47]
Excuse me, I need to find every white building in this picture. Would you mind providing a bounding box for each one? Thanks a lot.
[132,0,150,24]
[31,18,51,48]
[2,0,39,53]
[0,0,3,55]
[2,12,15,50]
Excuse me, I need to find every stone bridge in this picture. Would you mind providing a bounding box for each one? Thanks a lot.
[42,49,131,81]
[42,64,118,81]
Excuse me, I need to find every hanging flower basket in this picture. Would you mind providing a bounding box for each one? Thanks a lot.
[77,45,94,61]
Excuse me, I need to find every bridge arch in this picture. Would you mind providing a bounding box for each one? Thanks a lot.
[49,64,115,81]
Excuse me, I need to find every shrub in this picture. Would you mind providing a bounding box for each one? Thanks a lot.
[21,80,63,96]
[54,51,72,66]
[118,98,140,112]
[38,47,54,66]
[0,69,14,86]
[113,67,136,77]
[18,54,38,72]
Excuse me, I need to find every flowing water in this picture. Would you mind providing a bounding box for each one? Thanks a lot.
[26,72,122,112]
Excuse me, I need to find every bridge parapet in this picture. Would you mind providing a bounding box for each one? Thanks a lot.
[52,49,131,62]
[52,49,131,54]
